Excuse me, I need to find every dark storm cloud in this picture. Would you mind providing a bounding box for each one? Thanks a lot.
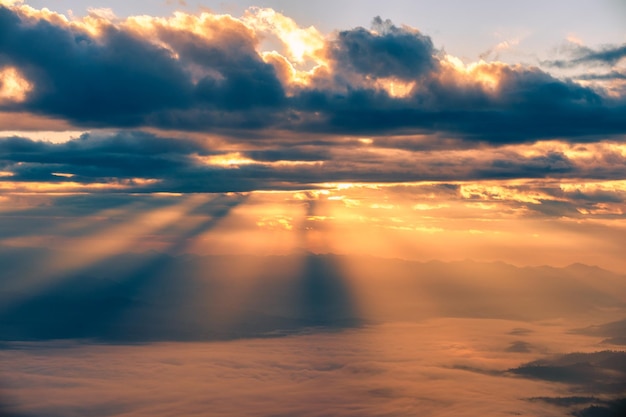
[0,6,192,125]
[155,24,285,110]
[330,16,437,80]
[296,31,625,143]
[296,64,626,143]
[0,131,340,192]
[435,68,613,143]
[0,131,201,182]
[508,328,532,336]
[1,5,625,143]
[0,131,318,193]
[0,5,284,126]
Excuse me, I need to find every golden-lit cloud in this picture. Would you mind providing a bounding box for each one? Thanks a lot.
[441,55,506,92]
[244,7,325,65]
[458,183,557,204]
[560,179,626,194]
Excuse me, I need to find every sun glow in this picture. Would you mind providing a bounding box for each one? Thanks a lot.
[0,67,32,104]
[198,152,257,168]
[375,77,416,98]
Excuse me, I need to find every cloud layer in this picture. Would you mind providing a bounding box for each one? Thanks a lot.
[2,131,626,194]
[1,316,624,417]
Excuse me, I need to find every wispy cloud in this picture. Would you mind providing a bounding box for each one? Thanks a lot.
[545,43,626,68]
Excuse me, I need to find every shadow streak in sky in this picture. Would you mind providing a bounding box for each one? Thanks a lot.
[0,254,362,343]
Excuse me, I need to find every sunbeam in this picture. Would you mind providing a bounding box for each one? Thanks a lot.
[1,2,625,416]
[0,194,212,309]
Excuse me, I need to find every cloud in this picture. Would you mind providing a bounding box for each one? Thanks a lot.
[1,315,625,417]
[0,4,624,143]
[546,43,626,68]
[0,5,284,127]
[294,53,624,143]
[478,38,521,61]
[329,17,437,81]
[575,70,626,81]
[2,132,626,230]
[0,6,194,125]
[152,14,285,110]
[0,131,199,186]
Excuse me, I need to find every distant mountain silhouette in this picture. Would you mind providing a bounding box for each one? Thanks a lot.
[572,318,626,345]
[0,247,625,343]
[511,351,626,392]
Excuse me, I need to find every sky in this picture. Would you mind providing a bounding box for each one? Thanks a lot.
[0,0,625,269]
[0,1,625,416]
